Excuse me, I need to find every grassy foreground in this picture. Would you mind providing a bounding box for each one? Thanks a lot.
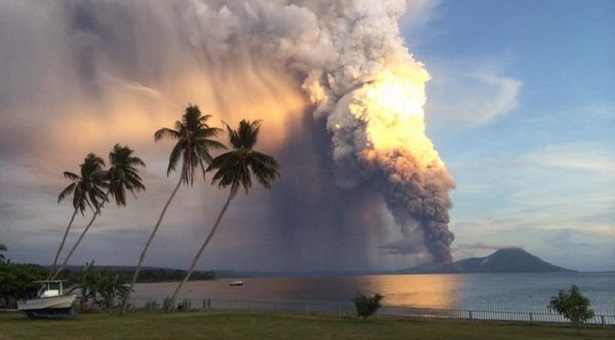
[0,312,612,340]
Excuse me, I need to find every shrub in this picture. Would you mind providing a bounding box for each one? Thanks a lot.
[145,300,158,311]
[0,261,46,308]
[548,285,595,333]
[162,297,174,313]
[352,290,384,321]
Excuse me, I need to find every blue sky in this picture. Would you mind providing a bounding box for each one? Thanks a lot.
[407,0,614,270]
[0,0,613,272]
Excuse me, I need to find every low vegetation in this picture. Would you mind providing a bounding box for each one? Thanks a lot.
[549,285,595,334]
[352,290,384,321]
[0,312,613,340]
[0,260,197,312]
[58,266,215,283]
[0,243,6,262]
[0,262,46,308]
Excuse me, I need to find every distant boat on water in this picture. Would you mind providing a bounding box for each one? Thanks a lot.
[229,280,244,286]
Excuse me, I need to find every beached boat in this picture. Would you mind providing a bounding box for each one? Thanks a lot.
[17,280,76,318]
[229,280,244,286]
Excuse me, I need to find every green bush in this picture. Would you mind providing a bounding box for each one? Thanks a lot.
[548,285,595,333]
[0,261,46,308]
[352,290,384,321]
[145,300,158,311]
[162,297,174,313]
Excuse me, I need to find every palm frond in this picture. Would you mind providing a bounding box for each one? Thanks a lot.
[237,120,261,149]
[207,119,279,196]
[155,104,225,187]
[167,143,184,177]
[154,127,180,141]
[58,183,76,203]
[249,152,280,188]
[111,185,127,207]
[59,153,109,215]
[107,144,146,206]
[73,185,88,214]
[200,138,226,151]
[63,171,80,181]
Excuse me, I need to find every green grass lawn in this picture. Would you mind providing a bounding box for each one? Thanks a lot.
[0,312,612,340]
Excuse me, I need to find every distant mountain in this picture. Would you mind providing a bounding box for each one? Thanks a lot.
[401,248,575,274]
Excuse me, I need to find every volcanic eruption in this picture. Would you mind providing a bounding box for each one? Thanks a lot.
[0,0,456,268]
[102,0,458,264]
[266,1,457,263]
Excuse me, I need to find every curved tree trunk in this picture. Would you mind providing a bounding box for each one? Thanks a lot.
[121,178,182,315]
[51,211,100,280]
[48,208,79,279]
[168,190,235,308]
[52,188,112,279]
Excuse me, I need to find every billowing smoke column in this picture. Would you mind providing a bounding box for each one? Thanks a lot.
[336,69,456,263]
[174,0,456,263]
[324,1,455,263]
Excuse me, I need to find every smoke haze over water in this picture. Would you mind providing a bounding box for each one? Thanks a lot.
[0,0,454,270]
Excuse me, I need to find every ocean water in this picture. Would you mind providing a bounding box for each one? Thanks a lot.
[134,272,615,311]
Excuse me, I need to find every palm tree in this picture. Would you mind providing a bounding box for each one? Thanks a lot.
[51,144,146,279]
[98,272,132,313]
[50,154,108,278]
[122,105,225,314]
[0,243,6,263]
[68,261,100,313]
[168,120,279,305]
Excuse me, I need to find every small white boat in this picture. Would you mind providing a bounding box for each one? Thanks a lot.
[17,280,76,318]
[229,280,244,286]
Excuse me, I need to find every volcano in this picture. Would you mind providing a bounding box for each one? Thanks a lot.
[400,248,574,274]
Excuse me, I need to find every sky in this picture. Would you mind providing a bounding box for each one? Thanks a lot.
[0,0,613,272]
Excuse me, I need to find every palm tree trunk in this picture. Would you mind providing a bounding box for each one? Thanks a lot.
[51,211,100,280]
[48,208,79,279]
[52,188,112,279]
[168,190,235,308]
[121,178,183,315]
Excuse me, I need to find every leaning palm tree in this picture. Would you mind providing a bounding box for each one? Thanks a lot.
[51,144,146,279]
[122,105,225,314]
[50,154,108,278]
[168,119,279,305]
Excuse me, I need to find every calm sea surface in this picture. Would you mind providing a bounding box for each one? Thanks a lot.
[134,272,615,311]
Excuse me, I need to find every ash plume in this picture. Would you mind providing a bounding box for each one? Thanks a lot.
[172,0,456,264]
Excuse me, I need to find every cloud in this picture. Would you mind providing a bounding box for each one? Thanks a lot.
[584,226,615,237]
[505,143,615,220]
[100,74,182,110]
[578,100,615,121]
[518,143,615,174]
[455,242,516,251]
[542,228,593,249]
[424,61,522,130]
[449,138,614,227]
[453,212,613,235]
[451,242,521,262]
[400,0,440,28]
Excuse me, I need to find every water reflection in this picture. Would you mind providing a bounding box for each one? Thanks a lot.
[359,274,459,307]
[134,274,460,308]
[133,273,615,310]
